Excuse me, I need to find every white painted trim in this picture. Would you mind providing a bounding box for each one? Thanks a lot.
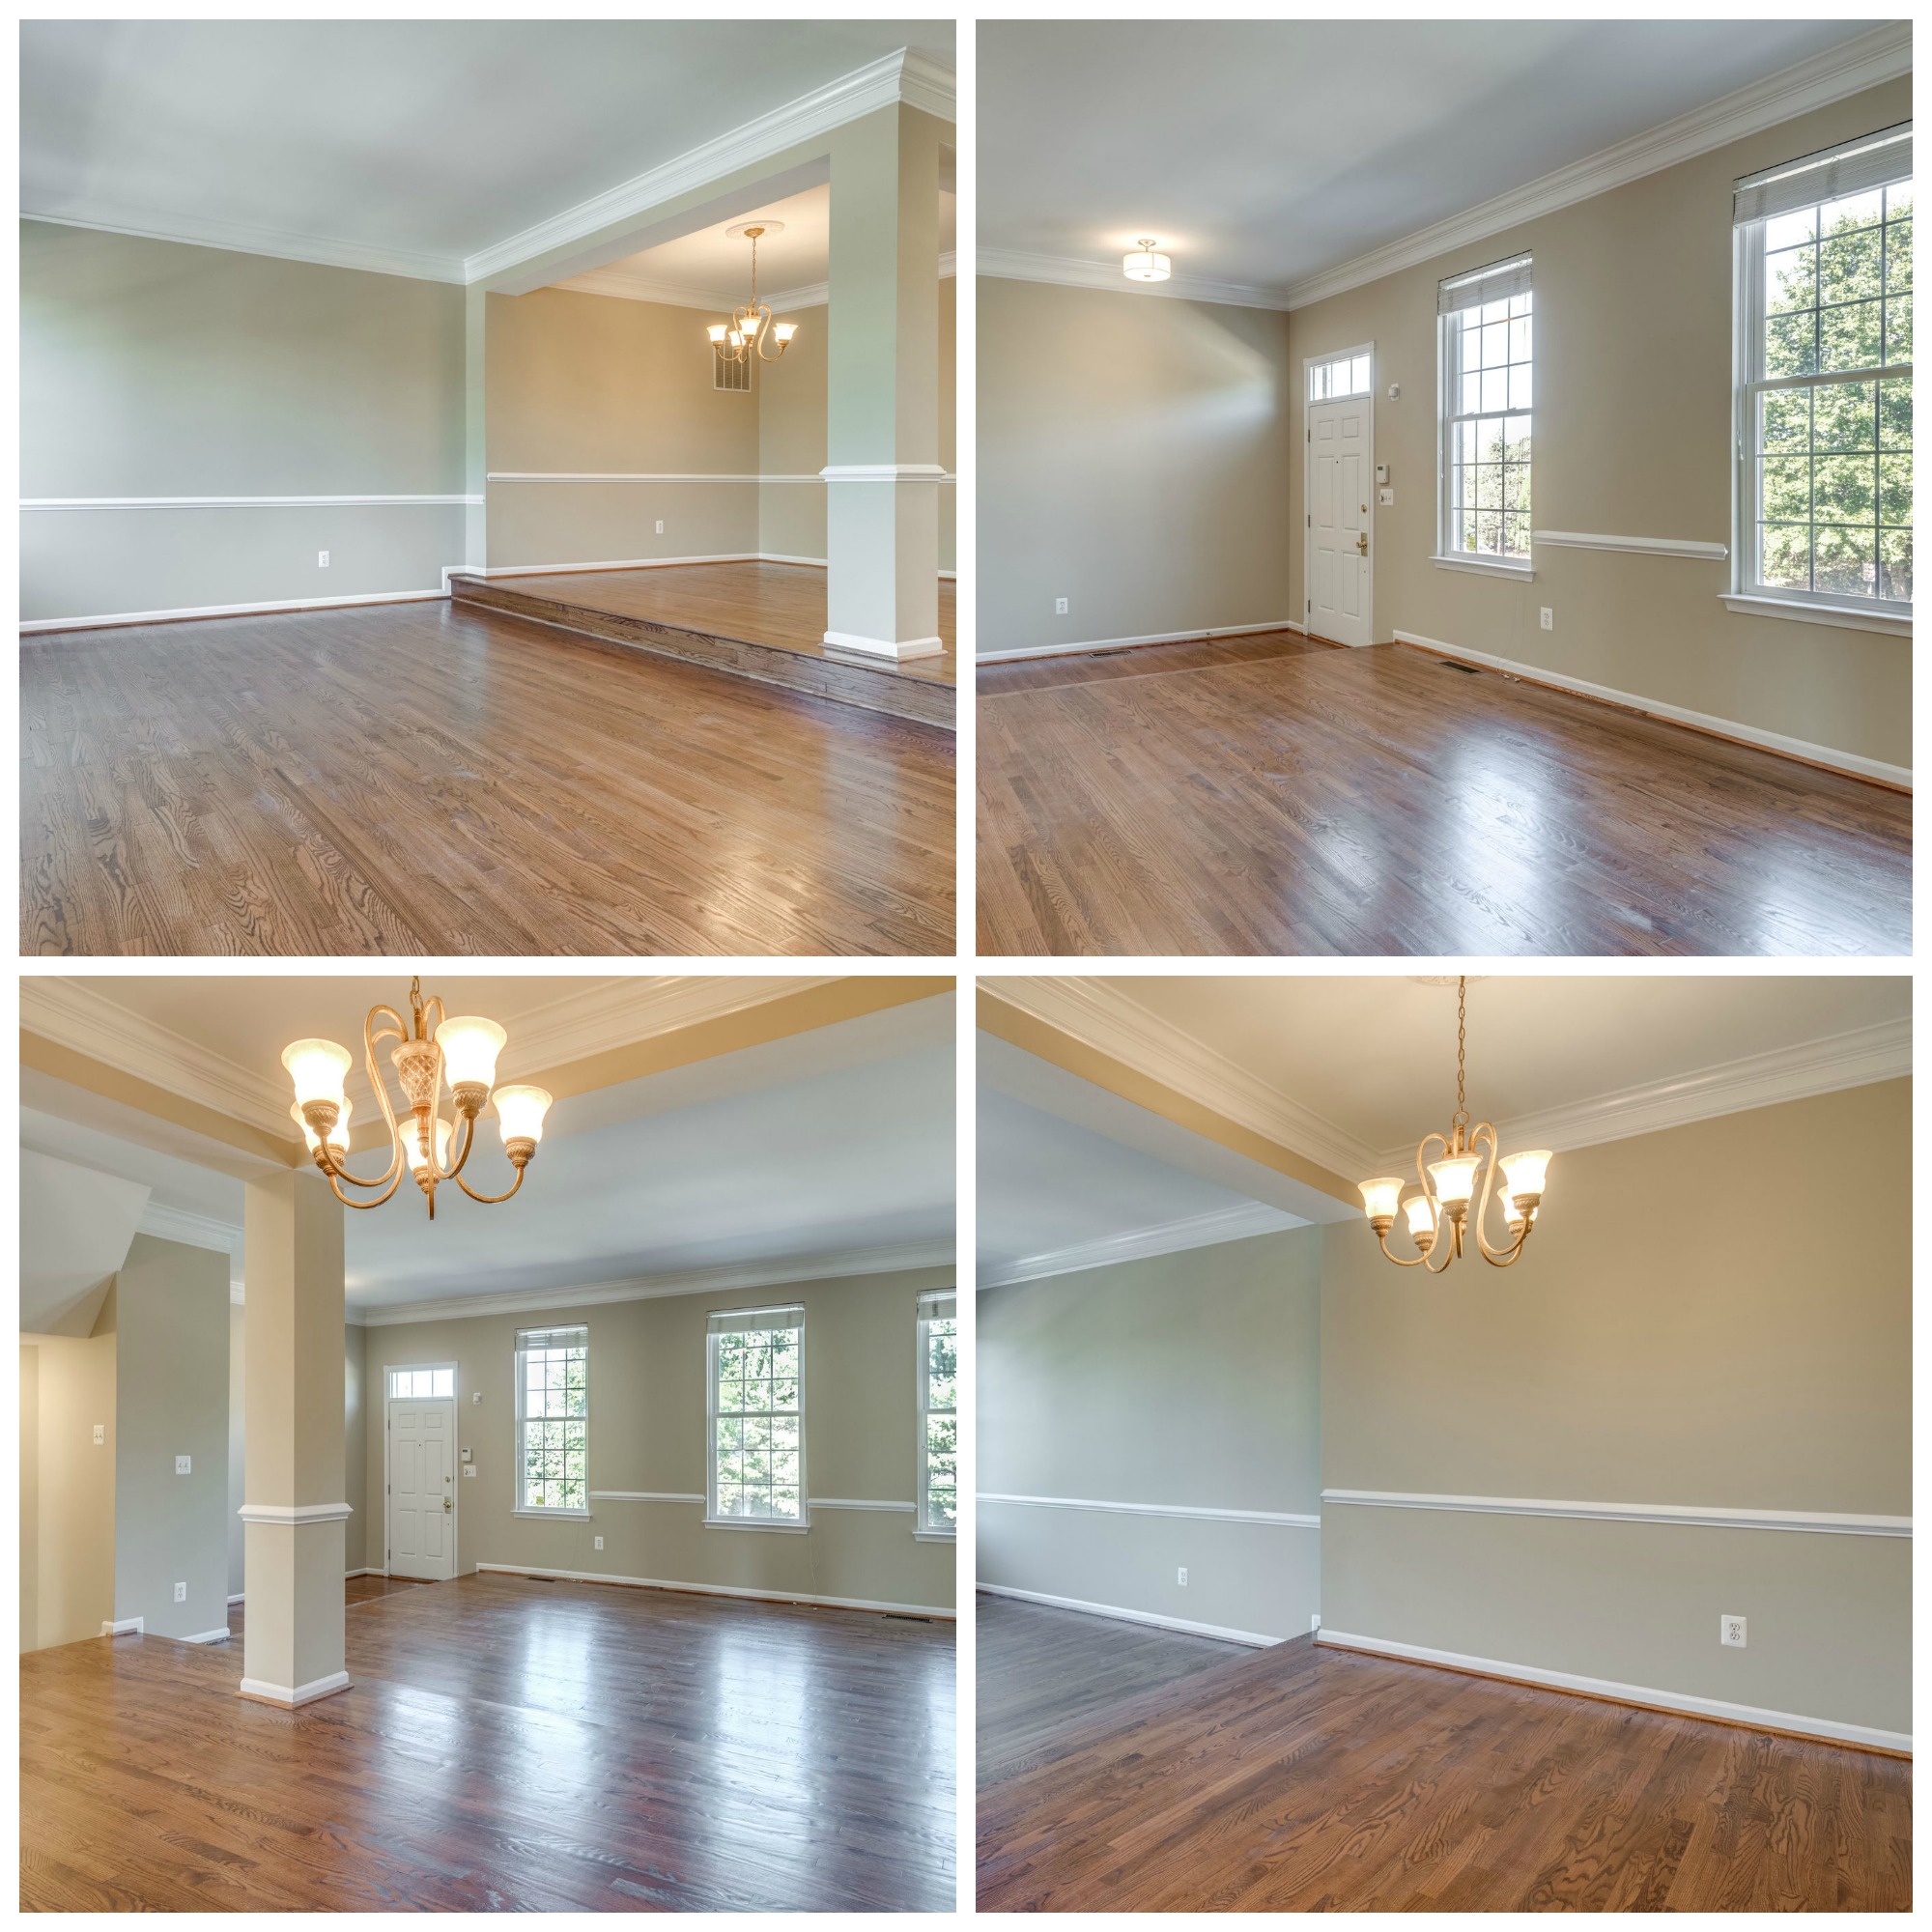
[703,1516,810,1535]
[485,472,820,484]
[912,1528,955,1544]
[1719,593,1912,639]
[228,1594,245,1605]
[823,629,946,662]
[1393,627,1912,788]
[355,1240,952,1327]
[809,1497,917,1513]
[1321,1490,1910,1537]
[818,464,953,482]
[137,1204,245,1295]
[1430,553,1535,581]
[100,1617,145,1636]
[1276,24,1914,309]
[1303,349,1376,646]
[384,1372,460,1584]
[21,494,481,510]
[239,1670,352,1708]
[556,250,955,314]
[979,1202,1306,1288]
[476,1560,954,1619]
[447,554,759,586]
[182,1626,232,1645]
[977,619,1305,665]
[238,1501,355,1524]
[1536,529,1728,560]
[980,1492,1321,1530]
[976,1583,1281,1648]
[20,585,449,636]
[978,247,1285,312]
[1316,1630,1910,1755]
[589,1492,706,1504]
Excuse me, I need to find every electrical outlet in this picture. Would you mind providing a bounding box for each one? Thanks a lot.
[317,550,330,569]
[1311,1613,1321,1632]
[594,1536,605,1551]
[1539,606,1553,631]
[174,1582,186,1604]
[1720,1614,1747,1648]
[93,1424,104,1445]
[1055,597,1068,615]
[655,520,665,534]
[472,1391,482,1403]
[1177,1567,1188,1586]
[175,1455,192,1475]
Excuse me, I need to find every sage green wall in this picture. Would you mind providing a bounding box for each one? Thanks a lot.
[977,276,1297,655]
[20,1348,41,1651]
[1321,1079,1911,1737]
[21,219,467,621]
[113,1235,230,1641]
[344,1321,367,1575]
[360,1265,954,1612]
[21,1315,118,1652]
[1285,77,1912,772]
[978,1229,1322,1640]
[227,1304,245,1598]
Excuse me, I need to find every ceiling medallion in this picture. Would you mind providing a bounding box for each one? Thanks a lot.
[281,978,552,1220]
[1356,976,1550,1271]
[707,224,798,364]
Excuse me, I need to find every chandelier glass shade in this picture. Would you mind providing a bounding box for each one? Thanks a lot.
[707,224,799,364]
[280,978,553,1220]
[1356,978,1551,1271]
[1123,237,1172,282]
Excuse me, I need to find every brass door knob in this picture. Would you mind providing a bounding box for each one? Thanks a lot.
[1356,531,1369,555]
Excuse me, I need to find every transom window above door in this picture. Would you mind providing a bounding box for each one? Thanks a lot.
[1309,351,1373,401]
[388,1366,454,1400]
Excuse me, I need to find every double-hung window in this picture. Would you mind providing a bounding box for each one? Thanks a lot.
[1733,124,1912,619]
[706,1304,806,1528]
[915,1290,957,1537]
[1437,255,1534,569]
[514,1325,588,1516]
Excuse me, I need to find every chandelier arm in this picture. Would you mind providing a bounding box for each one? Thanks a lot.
[317,1161,409,1211]
[440,1106,479,1184]
[453,1159,528,1208]
[1375,1228,1432,1268]
[1467,1122,1512,1263]
[311,1004,407,1193]
[1420,1222,1460,1273]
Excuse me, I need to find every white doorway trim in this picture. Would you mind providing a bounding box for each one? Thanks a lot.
[1302,342,1377,647]
[384,1361,461,1580]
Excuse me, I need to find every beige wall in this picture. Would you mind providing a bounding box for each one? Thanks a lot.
[758,296,831,563]
[20,1348,40,1651]
[360,1265,954,1613]
[227,1304,245,1598]
[21,219,467,621]
[23,1298,118,1652]
[1321,1078,1911,1737]
[1285,77,1912,772]
[344,1322,367,1575]
[979,1230,1322,1640]
[977,276,1296,655]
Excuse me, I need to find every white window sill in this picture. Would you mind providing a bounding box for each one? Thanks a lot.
[912,1527,956,1544]
[703,1516,810,1535]
[1431,553,1534,581]
[512,1508,589,1521]
[1720,593,1912,638]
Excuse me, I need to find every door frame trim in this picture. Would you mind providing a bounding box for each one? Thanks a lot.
[1301,342,1377,646]
[383,1362,462,1581]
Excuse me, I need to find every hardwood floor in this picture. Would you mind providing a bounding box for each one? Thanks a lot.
[22,1571,955,1911]
[976,1599,1911,1912]
[977,634,1912,956]
[977,1591,1247,1789]
[20,598,954,956]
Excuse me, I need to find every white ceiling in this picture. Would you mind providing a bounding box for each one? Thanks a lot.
[21,20,954,281]
[980,20,1889,302]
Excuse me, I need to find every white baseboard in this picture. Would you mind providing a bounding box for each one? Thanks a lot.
[976,1581,1285,1648]
[1317,1629,1911,1755]
[239,1670,353,1708]
[182,1626,232,1645]
[100,1617,144,1636]
[1393,628,1912,789]
[978,618,1305,665]
[474,1559,954,1619]
[22,586,448,635]
[344,1568,381,1579]
[227,1593,245,1605]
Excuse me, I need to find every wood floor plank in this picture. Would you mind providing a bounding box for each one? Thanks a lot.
[977,635,1912,956]
[976,1597,1911,1911]
[22,1571,954,1912]
[21,598,955,957]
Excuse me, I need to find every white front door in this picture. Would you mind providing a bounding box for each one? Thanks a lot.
[388,1397,456,1579]
[1307,389,1374,647]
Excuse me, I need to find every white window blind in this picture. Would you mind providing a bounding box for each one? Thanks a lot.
[514,1325,588,1515]
[1437,254,1533,316]
[707,1305,806,1526]
[1734,124,1912,226]
[916,1290,957,1535]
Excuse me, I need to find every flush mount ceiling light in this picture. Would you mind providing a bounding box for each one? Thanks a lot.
[1356,976,1551,1271]
[1122,237,1172,283]
[707,223,798,364]
[282,978,552,1220]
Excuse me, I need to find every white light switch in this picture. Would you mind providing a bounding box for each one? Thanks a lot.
[175,1455,192,1475]
[655,520,665,534]
[93,1424,105,1446]
[1378,486,1394,506]
[463,1464,475,1478]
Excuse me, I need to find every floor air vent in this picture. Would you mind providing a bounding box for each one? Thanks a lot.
[1437,658,1481,672]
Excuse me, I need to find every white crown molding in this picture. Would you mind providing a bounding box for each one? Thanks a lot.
[1534,530,1728,561]
[465,48,954,285]
[980,1492,1321,1530]
[554,249,952,314]
[355,1238,953,1326]
[1315,1630,1910,1755]
[137,1205,245,1293]
[1279,23,1913,309]
[976,1583,1281,1649]
[21,206,464,282]
[978,246,1287,311]
[1321,1489,1910,1538]
[21,495,480,511]
[978,1201,1305,1290]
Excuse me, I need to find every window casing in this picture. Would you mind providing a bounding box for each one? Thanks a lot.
[1437,255,1534,566]
[514,1325,588,1517]
[1733,124,1912,615]
[915,1291,957,1536]
[706,1305,806,1529]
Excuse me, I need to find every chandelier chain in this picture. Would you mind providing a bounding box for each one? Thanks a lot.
[1452,974,1469,1136]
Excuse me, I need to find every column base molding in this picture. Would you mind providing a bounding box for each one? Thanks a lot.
[239,1670,352,1708]
[823,629,945,661]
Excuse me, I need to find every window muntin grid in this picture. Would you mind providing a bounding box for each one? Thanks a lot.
[1441,292,1533,561]
[388,1366,454,1400]
[1308,351,1372,402]
[515,1328,587,1515]
[1746,180,1912,607]
[709,1317,805,1523]
[916,1297,956,1533]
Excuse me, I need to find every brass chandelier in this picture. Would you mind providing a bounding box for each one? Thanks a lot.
[281,978,553,1220]
[707,224,798,365]
[1356,978,1551,1271]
